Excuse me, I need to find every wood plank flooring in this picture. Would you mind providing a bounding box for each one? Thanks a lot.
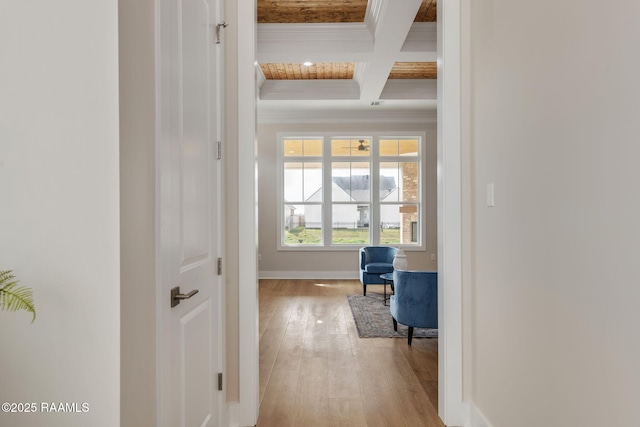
[257,279,444,427]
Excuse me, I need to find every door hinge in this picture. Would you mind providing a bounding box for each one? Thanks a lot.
[218,373,223,391]
[215,22,228,44]
[217,257,222,275]
[217,141,222,160]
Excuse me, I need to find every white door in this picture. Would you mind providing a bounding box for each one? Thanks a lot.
[157,0,221,426]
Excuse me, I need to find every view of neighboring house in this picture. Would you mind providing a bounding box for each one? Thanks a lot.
[287,175,398,229]
[285,168,419,245]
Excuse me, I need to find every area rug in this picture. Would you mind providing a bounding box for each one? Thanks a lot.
[347,294,438,339]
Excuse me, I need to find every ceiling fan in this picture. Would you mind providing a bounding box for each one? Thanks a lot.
[357,139,370,151]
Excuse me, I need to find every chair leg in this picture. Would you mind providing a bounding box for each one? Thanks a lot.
[408,327,414,345]
[392,317,397,331]
[363,283,367,296]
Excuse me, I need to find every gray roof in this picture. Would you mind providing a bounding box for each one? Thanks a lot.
[332,175,396,202]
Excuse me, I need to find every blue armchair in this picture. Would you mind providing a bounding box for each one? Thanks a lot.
[359,246,397,296]
[390,270,438,345]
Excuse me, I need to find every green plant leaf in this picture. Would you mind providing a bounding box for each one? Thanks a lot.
[0,270,36,322]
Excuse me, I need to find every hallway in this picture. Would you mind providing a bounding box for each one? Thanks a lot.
[257,279,443,426]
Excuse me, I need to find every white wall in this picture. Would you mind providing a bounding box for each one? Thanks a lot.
[258,122,438,277]
[0,1,120,426]
[469,1,640,425]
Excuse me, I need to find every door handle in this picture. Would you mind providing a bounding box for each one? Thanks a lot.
[171,286,199,308]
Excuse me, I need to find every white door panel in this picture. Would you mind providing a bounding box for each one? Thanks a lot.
[158,0,220,425]
[182,299,214,427]
[180,0,212,269]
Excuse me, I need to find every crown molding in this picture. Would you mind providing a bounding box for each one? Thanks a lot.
[257,107,437,125]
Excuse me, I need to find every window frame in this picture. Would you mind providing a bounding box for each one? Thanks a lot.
[277,131,427,251]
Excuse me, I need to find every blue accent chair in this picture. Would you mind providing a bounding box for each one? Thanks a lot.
[359,246,397,296]
[390,270,438,345]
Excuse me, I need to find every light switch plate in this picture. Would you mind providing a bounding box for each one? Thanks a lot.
[486,183,495,207]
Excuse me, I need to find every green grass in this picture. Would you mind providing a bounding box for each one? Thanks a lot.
[284,228,402,245]
[285,228,322,244]
[331,228,370,244]
[379,229,402,245]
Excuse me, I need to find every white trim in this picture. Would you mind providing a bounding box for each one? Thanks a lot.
[259,271,360,280]
[225,402,240,427]
[460,0,473,407]
[257,22,373,63]
[260,80,360,101]
[364,0,383,35]
[438,0,467,425]
[401,22,437,57]
[258,108,437,125]
[275,245,429,252]
[467,403,494,427]
[380,79,437,101]
[237,0,259,425]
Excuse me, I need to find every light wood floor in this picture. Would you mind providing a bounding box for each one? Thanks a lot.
[257,279,444,427]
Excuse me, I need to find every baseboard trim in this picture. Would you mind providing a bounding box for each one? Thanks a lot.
[467,402,493,427]
[258,271,360,280]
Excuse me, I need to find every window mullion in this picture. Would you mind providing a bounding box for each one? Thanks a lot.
[371,136,380,245]
[323,136,332,247]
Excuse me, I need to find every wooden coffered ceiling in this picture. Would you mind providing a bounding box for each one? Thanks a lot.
[258,0,370,24]
[415,0,437,22]
[260,62,356,80]
[257,0,436,24]
[261,61,436,81]
[257,0,438,122]
[389,62,437,79]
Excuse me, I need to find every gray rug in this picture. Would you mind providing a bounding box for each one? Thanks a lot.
[347,294,438,339]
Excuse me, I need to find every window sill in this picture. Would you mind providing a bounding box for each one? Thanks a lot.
[277,244,427,252]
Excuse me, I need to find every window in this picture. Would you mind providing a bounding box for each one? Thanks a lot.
[278,132,425,250]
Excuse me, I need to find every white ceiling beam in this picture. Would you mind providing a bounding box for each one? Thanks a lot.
[402,23,437,52]
[257,22,435,64]
[399,22,437,61]
[257,23,373,63]
[257,104,437,124]
[259,80,360,101]
[357,0,425,102]
[380,80,437,100]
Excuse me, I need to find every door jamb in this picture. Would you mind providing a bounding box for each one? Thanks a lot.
[236,0,260,425]
[437,0,468,424]
[233,0,469,425]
